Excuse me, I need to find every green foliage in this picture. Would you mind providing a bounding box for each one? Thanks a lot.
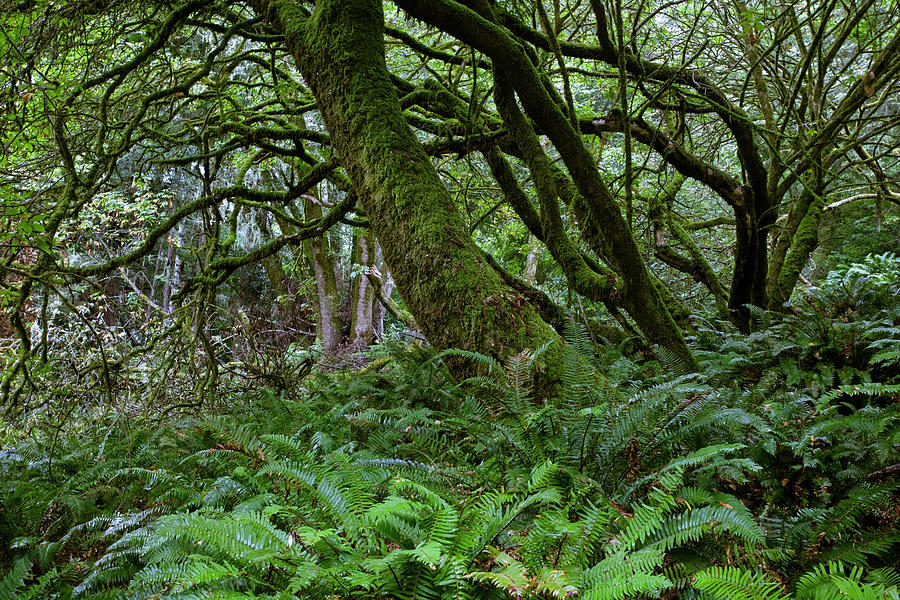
[810,253,900,317]
[3,310,899,599]
[694,562,900,600]
[3,1,899,596]
[57,187,172,259]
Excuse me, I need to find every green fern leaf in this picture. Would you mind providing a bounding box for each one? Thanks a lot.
[692,566,787,600]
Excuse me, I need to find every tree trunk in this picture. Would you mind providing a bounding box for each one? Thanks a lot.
[392,0,697,370]
[161,221,184,315]
[349,229,377,347]
[726,159,773,329]
[371,242,391,339]
[769,195,823,308]
[523,235,539,284]
[255,210,295,326]
[766,169,825,309]
[251,0,563,389]
[303,197,344,353]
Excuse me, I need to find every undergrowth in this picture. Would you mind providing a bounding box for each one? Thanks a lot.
[2,283,899,599]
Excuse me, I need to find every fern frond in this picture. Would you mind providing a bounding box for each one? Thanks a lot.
[579,548,671,600]
[0,558,31,599]
[466,550,530,596]
[640,444,746,488]
[646,501,764,553]
[557,500,612,569]
[692,566,787,600]
[817,383,900,404]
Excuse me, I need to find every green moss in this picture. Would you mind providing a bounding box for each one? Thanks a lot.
[260,0,309,46]
[262,0,564,392]
[774,195,825,306]
[669,219,730,318]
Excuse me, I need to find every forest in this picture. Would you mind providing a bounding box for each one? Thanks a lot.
[1,0,899,598]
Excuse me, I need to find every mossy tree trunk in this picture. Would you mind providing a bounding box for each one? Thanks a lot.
[251,0,563,388]
[395,0,698,371]
[766,168,826,309]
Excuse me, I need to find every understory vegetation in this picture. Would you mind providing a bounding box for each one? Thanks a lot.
[2,258,899,600]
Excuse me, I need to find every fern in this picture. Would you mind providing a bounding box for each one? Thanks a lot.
[794,562,900,600]
[5,325,899,600]
[0,557,32,599]
[646,501,764,553]
[466,550,531,595]
[693,566,788,600]
[578,548,672,600]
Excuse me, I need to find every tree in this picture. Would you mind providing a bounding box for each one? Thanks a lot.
[3,0,898,407]
[556,0,900,323]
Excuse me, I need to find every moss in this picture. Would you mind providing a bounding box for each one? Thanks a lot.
[669,219,730,318]
[773,194,825,307]
[259,0,564,393]
[650,273,692,328]
[257,0,309,46]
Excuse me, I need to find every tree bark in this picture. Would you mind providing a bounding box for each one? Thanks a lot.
[255,210,296,326]
[161,221,184,316]
[371,242,390,339]
[766,169,826,309]
[523,235,539,284]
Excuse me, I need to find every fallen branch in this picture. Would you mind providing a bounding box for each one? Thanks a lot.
[867,462,900,480]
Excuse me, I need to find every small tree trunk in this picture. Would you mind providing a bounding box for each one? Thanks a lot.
[523,235,539,284]
[303,197,344,353]
[255,210,294,326]
[372,241,390,339]
[349,230,377,347]
[161,221,184,315]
